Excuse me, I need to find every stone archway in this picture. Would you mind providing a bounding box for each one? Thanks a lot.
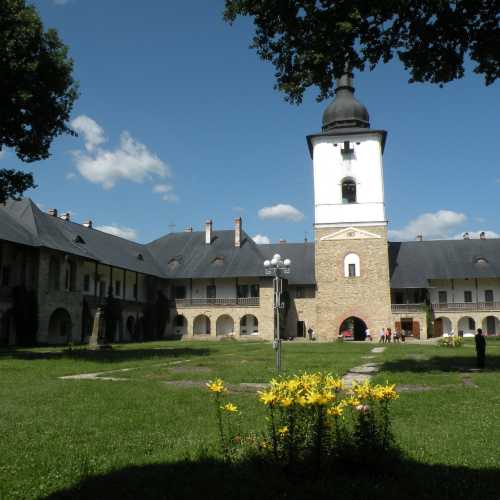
[216,315,234,336]
[174,315,187,337]
[48,308,72,344]
[339,316,367,341]
[434,317,452,337]
[193,315,211,335]
[482,316,499,335]
[240,315,258,335]
[457,316,475,337]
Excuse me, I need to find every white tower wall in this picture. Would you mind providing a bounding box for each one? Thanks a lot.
[312,133,386,228]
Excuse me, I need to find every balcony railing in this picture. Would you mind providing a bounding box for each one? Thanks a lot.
[391,303,425,313]
[432,302,500,312]
[392,302,500,313]
[175,297,260,308]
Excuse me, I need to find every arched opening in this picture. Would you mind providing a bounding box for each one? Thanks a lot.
[457,317,475,337]
[193,315,211,335]
[216,315,234,336]
[433,317,452,337]
[341,178,356,204]
[48,308,72,344]
[482,316,499,336]
[339,316,367,341]
[240,315,258,336]
[344,253,360,277]
[174,314,187,337]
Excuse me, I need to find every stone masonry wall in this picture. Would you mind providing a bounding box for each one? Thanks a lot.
[314,225,392,341]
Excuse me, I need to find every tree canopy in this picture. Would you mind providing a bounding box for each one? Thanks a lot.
[0,0,78,203]
[224,0,500,104]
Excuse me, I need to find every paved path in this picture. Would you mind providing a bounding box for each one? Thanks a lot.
[342,347,385,388]
[59,359,189,381]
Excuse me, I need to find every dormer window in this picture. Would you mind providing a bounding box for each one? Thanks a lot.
[475,257,488,265]
[212,256,224,266]
[73,235,85,244]
[167,257,180,270]
[341,178,356,204]
[137,253,144,261]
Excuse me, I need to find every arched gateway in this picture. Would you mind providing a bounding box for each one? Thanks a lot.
[339,316,367,341]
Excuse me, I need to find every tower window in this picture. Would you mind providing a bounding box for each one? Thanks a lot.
[344,253,360,277]
[341,178,356,204]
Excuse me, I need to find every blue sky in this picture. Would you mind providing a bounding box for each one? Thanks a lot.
[2,0,499,244]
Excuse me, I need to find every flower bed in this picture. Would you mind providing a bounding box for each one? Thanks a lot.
[207,372,399,469]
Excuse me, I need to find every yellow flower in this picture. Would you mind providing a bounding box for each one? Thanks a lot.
[206,378,226,393]
[278,426,289,437]
[280,396,294,408]
[327,404,344,417]
[221,402,238,413]
[259,390,277,406]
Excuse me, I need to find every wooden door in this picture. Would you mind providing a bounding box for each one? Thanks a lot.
[412,320,420,339]
[434,319,443,337]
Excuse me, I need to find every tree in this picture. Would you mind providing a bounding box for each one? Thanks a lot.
[224,0,499,104]
[0,0,78,203]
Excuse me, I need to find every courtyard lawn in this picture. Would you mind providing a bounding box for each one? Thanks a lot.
[0,339,499,499]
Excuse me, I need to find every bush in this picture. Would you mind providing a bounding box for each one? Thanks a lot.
[207,372,399,470]
[439,335,463,348]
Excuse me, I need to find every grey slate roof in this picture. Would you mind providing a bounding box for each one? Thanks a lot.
[389,240,500,288]
[4,199,500,288]
[146,230,267,279]
[0,199,164,276]
[259,242,316,285]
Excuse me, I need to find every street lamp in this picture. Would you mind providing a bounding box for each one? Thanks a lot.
[264,253,291,372]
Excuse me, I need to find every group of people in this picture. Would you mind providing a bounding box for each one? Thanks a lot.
[370,327,405,343]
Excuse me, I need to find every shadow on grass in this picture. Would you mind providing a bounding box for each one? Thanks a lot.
[381,354,500,373]
[45,456,500,500]
[0,346,212,363]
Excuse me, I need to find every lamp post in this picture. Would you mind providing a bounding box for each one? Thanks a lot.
[264,253,291,372]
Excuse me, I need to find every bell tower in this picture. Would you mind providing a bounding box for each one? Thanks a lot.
[307,73,392,341]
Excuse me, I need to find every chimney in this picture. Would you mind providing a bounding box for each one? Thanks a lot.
[83,220,93,228]
[61,212,71,221]
[48,208,58,217]
[480,231,486,240]
[205,220,213,244]
[416,234,423,241]
[184,226,193,233]
[463,232,470,240]
[234,217,242,248]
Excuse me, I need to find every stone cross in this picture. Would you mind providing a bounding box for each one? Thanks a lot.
[88,307,107,347]
[341,140,354,156]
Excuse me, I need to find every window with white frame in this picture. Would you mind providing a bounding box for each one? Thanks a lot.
[344,253,360,277]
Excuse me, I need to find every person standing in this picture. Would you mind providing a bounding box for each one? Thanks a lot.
[475,328,486,369]
[386,327,392,343]
[379,328,385,343]
[365,328,372,342]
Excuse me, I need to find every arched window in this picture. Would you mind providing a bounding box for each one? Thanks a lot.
[344,253,360,277]
[341,178,356,204]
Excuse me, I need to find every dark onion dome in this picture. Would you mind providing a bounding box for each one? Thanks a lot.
[322,73,370,131]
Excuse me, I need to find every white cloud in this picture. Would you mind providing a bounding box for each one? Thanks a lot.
[95,224,138,241]
[71,115,106,152]
[73,130,168,189]
[389,210,467,240]
[152,183,178,202]
[253,234,271,244]
[258,204,304,222]
[453,230,500,239]
[66,172,76,181]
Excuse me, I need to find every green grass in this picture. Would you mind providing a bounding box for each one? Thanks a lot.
[1,339,499,499]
